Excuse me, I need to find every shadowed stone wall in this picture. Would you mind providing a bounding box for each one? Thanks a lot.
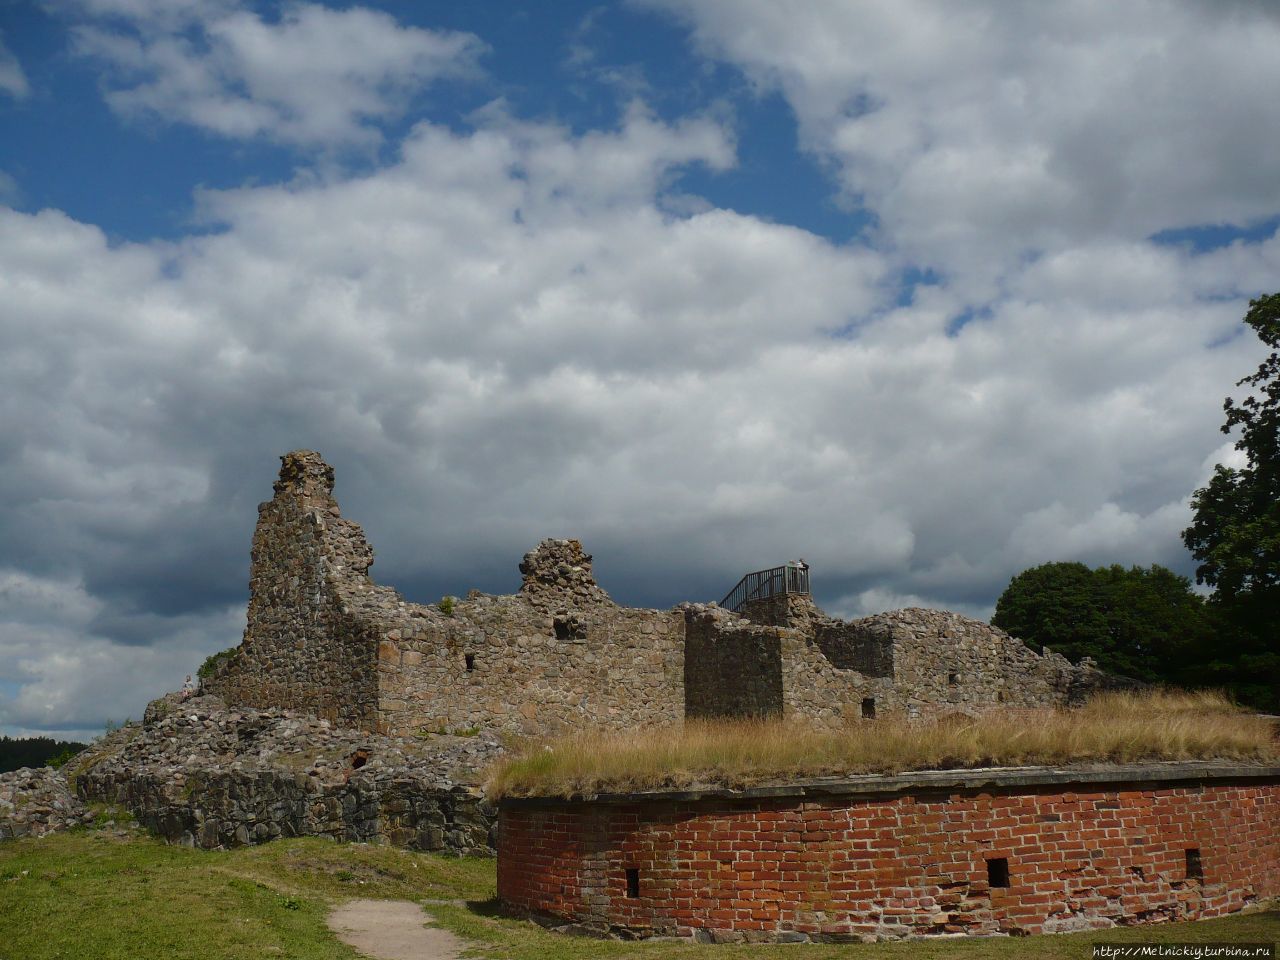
[683,606,783,719]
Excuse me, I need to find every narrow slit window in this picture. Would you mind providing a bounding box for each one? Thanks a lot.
[861,697,876,719]
[464,653,476,672]
[1185,848,1202,880]
[625,867,640,899]
[986,857,1010,888]
[948,672,959,685]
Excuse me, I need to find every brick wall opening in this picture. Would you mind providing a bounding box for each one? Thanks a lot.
[1185,848,1203,880]
[948,672,959,685]
[350,750,368,770]
[625,867,640,899]
[861,697,876,719]
[987,856,1010,888]
[464,653,476,672]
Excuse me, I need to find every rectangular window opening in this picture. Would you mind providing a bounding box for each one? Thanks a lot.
[625,867,640,899]
[861,697,876,720]
[464,653,476,672]
[1185,848,1202,880]
[986,857,1010,888]
[947,672,959,685]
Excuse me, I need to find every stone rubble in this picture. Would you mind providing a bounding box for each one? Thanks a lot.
[68,692,505,854]
[0,766,94,840]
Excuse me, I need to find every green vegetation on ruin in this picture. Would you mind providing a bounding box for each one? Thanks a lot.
[197,646,239,680]
[1,830,1277,960]
[486,689,1279,799]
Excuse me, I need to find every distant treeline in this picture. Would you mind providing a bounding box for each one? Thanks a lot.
[0,736,88,773]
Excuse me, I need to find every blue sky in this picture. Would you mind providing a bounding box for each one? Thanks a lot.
[1,0,1278,739]
[1,2,857,244]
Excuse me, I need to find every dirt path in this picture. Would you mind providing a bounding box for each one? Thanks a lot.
[328,899,468,960]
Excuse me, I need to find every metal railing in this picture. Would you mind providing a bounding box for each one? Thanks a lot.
[720,562,810,613]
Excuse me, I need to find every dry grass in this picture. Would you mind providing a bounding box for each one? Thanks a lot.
[486,688,1278,799]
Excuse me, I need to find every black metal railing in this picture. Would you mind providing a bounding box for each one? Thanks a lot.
[719,562,810,613]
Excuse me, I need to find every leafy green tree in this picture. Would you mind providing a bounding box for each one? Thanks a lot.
[1182,292,1280,711]
[992,562,1108,662]
[993,561,1211,683]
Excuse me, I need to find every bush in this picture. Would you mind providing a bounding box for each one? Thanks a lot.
[197,647,239,680]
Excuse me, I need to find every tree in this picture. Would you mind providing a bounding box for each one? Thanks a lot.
[992,561,1210,683]
[1182,292,1280,710]
[992,562,1109,662]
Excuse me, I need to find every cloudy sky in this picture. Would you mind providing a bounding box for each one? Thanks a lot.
[1,1,1277,740]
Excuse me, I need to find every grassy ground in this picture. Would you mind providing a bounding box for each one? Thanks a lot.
[2,828,1276,960]
[487,689,1279,798]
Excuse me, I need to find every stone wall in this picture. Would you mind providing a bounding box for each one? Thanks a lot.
[71,694,500,855]
[680,598,1127,729]
[683,606,783,720]
[78,767,492,854]
[497,764,1280,941]
[376,540,685,738]
[207,451,1130,739]
[203,451,384,728]
[205,453,684,737]
[738,599,1132,727]
[0,767,93,840]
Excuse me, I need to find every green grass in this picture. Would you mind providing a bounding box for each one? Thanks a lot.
[1,830,1276,960]
[487,689,1280,798]
[0,831,491,960]
[430,901,1280,960]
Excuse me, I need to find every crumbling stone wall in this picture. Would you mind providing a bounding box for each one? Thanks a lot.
[683,606,783,719]
[733,598,1132,727]
[72,694,499,854]
[376,545,685,737]
[207,452,684,738]
[204,451,384,728]
[208,451,1129,738]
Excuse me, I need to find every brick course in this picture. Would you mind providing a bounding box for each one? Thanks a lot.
[497,767,1280,941]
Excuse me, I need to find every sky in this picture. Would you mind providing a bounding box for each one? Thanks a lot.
[1,1,1278,741]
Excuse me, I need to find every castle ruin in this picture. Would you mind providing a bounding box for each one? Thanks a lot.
[204,450,1122,735]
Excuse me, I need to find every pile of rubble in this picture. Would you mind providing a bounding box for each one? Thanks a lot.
[61,692,505,854]
[0,766,94,840]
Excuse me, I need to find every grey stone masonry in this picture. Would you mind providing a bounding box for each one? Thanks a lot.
[206,451,685,738]
[205,451,1132,739]
[0,766,94,840]
[73,693,500,853]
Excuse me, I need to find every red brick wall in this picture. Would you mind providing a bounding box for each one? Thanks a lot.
[497,779,1280,942]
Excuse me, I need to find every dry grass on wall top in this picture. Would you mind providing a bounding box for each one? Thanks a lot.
[485,689,1279,799]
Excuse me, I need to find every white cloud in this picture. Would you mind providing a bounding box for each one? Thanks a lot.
[0,31,30,99]
[69,2,486,146]
[642,0,1280,293]
[0,570,243,737]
